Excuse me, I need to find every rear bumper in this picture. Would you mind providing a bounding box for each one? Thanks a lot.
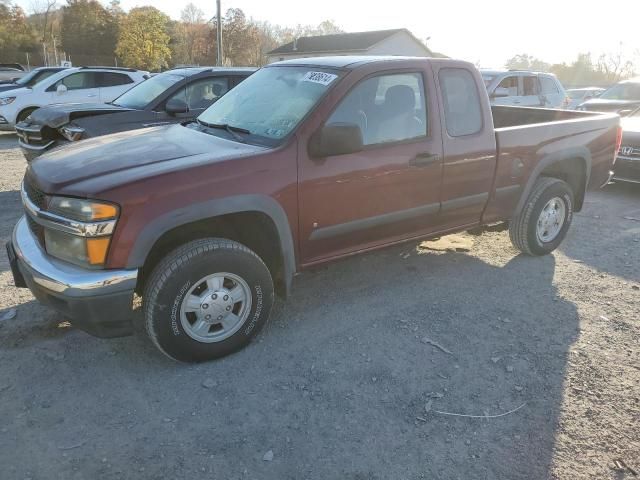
[8,216,138,337]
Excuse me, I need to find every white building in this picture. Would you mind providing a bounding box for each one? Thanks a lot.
[266,29,435,64]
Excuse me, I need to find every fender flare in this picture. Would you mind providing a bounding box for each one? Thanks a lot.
[127,194,296,295]
[514,147,591,215]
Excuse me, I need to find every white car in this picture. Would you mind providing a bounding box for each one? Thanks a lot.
[481,69,570,109]
[566,87,605,110]
[0,67,149,131]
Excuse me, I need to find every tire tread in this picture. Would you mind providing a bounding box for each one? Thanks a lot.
[142,238,268,361]
[509,177,566,255]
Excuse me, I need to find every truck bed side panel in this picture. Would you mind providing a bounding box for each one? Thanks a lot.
[483,110,619,223]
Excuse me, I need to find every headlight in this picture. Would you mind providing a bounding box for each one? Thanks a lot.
[44,229,111,267]
[47,196,118,222]
[0,97,16,106]
[42,196,119,267]
[59,125,85,141]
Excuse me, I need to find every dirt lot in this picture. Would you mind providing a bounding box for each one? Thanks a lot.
[0,131,638,480]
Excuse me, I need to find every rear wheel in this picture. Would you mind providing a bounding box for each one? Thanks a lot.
[143,238,274,362]
[509,177,574,256]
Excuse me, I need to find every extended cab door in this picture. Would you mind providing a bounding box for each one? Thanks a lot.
[432,64,497,228]
[298,65,444,264]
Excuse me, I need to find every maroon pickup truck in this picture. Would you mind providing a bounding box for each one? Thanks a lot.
[7,56,621,362]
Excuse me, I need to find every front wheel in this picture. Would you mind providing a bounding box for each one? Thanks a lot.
[509,177,574,256]
[143,238,274,362]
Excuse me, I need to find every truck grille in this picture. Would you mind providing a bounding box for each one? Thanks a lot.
[15,125,48,147]
[23,179,47,209]
[619,145,640,159]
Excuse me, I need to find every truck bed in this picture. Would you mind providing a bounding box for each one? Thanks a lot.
[482,106,620,223]
[491,105,605,128]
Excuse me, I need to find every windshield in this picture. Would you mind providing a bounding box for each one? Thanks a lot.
[482,74,497,88]
[16,69,60,87]
[599,82,640,101]
[113,73,184,109]
[197,66,341,145]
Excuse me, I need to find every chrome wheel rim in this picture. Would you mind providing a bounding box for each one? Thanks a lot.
[180,272,252,343]
[536,197,566,243]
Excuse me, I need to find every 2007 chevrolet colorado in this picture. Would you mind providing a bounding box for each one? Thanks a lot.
[7,56,621,362]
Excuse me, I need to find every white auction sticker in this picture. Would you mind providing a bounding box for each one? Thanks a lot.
[302,71,338,86]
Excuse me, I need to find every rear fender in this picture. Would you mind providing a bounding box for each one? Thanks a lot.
[514,147,591,215]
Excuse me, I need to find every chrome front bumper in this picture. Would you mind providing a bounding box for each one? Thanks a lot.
[10,216,138,337]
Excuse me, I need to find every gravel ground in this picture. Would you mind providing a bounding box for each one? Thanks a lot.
[0,131,638,480]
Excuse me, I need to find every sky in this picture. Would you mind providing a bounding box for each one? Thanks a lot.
[15,0,640,68]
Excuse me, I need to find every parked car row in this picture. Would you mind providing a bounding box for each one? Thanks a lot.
[15,66,255,160]
[5,56,621,361]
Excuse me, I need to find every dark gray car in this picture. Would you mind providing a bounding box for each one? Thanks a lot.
[16,67,256,161]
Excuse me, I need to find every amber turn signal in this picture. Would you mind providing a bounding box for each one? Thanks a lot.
[86,237,111,265]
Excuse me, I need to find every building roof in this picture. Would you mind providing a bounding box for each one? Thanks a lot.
[267,28,431,56]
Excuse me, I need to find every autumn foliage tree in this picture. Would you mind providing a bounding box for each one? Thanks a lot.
[61,0,119,59]
[115,6,171,71]
[0,3,38,63]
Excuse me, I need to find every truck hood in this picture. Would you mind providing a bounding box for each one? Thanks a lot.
[580,98,640,114]
[27,124,268,195]
[25,103,135,129]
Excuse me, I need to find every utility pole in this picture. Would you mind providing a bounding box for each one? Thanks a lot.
[216,0,222,66]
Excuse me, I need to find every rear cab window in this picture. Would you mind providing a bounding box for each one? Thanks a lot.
[438,68,483,137]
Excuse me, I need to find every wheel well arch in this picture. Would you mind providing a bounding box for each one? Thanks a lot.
[17,106,39,122]
[515,150,590,215]
[137,211,288,297]
[539,157,587,211]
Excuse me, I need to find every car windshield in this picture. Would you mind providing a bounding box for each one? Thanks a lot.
[599,82,640,101]
[482,74,497,88]
[112,73,184,109]
[16,69,59,87]
[197,66,341,145]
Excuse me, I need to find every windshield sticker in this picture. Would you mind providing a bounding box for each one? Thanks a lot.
[302,71,338,86]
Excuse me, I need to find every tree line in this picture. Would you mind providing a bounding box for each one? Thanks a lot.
[505,50,639,87]
[1,0,344,70]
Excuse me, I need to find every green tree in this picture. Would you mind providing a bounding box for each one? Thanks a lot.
[61,0,118,58]
[505,53,550,72]
[116,6,171,71]
[0,3,38,63]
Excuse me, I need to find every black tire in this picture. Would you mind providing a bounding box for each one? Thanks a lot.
[143,238,274,362]
[509,177,574,256]
[17,108,37,124]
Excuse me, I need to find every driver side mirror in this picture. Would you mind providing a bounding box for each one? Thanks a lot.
[491,87,510,98]
[56,84,67,95]
[166,98,189,115]
[309,123,364,158]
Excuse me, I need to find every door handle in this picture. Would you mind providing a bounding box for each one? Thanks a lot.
[410,152,441,167]
[87,94,97,97]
